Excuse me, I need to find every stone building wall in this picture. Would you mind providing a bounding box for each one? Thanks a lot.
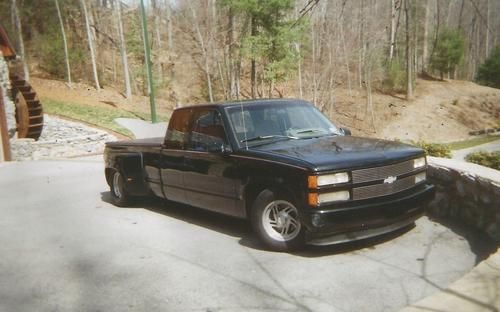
[427,157,500,242]
[0,52,16,138]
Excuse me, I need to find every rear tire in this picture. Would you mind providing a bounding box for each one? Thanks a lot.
[250,189,305,251]
[110,170,130,207]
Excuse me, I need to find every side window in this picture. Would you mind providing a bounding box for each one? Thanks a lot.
[164,109,192,149]
[229,109,254,142]
[189,109,227,152]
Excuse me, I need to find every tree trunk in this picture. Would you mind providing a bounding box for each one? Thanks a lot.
[11,0,29,81]
[445,0,453,26]
[413,1,418,77]
[404,0,413,100]
[54,0,72,87]
[188,1,214,102]
[293,4,303,98]
[166,1,173,51]
[251,15,257,99]
[365,58,376,132]
[422,0,429,72]
[358,0,365,89]
[430,0,441,67]
[485,0,489,58]
[389,0,397,60]
[339,3,352,97]
[458,0,465,30]
[115,0,132,99]
[227,7,238,99]
[295,43,303,98]
[80,0,100,91]
[152,0,163,84]
[311,21,318,105]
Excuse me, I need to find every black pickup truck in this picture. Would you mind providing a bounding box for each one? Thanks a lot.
[104,99,435,251]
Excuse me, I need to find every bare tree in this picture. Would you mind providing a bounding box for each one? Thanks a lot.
[80,0,100,91]
[54,0,72,87]
[485,0,490,57]
[188,0,214,102]
[404,0,413,100]
[311,20,318,104]
[165,0,174,51]
[422,0,430,71]
[389,0,398,60]
[11,0,29,81]
[152,0,163,83]
[114,0,131,99]
[250,15,257,98]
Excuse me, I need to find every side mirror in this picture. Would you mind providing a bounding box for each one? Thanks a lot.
[339,127,352,136]
[207,143,232,155]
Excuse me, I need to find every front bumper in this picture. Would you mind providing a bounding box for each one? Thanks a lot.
[303,184,435,245]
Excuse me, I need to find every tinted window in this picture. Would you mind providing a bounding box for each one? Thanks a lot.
[188,109,227,152]
[164,108,192,149]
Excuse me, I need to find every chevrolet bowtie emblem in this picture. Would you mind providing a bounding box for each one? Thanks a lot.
[384,176,397,184]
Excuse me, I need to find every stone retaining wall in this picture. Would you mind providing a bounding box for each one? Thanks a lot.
[0,52,16,138]
[427,157,500,243]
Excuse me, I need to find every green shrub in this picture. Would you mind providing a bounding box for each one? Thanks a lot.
[465,151,500,170]
[381,60,406,93]
[413,141,452,158]
[476,46,500,89]
[430,29,465,79]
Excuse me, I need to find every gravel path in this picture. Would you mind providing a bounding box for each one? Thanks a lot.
[10,114,117,161]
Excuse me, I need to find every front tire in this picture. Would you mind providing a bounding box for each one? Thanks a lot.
[251,189,305,251]
[110,170,130,207]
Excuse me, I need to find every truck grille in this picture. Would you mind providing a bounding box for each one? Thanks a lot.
[352,159,415,183]
[353,175,416,200]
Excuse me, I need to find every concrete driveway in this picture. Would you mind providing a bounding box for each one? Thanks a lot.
[0,160,492,312]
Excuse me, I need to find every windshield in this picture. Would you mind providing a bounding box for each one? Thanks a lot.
[225,101,339,147]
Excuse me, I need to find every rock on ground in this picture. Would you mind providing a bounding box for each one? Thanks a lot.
[10,114,117,161]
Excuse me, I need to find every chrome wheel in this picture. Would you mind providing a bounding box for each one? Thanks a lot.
[261,200,301,242]
[112,171,123,199]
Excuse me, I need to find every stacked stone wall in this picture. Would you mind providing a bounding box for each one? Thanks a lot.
[427,157,500,242]
[0,52,16,138]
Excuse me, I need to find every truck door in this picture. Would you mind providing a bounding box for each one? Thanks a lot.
[182,108,242,217]
[160,108,192,203]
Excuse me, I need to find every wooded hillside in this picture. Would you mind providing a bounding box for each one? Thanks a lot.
[1,0,499,120]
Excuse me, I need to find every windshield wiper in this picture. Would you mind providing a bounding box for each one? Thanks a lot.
[295,128,338,137]
[296,129,326,134]
[240,135,298,143]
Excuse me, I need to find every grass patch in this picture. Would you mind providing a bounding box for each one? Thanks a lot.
[466,151,500,170]
[42,98,169,138]
[448,135,500,150]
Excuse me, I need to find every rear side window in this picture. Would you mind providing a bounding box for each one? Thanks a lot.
[188,109,227,152]
[164,109,192,149]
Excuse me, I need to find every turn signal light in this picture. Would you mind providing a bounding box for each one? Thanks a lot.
[308,193,319,206]
[308,176,318,189]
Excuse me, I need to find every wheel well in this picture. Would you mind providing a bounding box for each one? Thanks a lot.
[244,181,296,218]
[105,168,117,187]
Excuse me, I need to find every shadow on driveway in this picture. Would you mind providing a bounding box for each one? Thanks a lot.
[101,191,423,257]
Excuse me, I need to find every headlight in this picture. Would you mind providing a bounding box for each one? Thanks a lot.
[414,172,426,184]
[308,172,350,188]
[308,191,351,206]
[413,157,426,169]
[319,191,350,203]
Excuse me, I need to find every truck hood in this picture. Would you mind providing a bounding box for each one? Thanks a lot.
[245,136,424,172]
